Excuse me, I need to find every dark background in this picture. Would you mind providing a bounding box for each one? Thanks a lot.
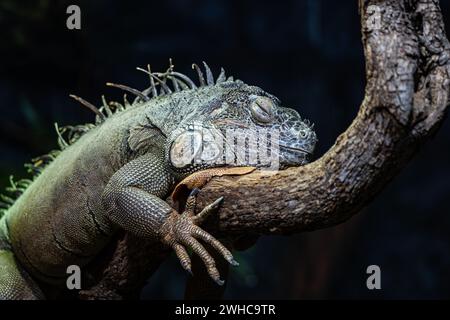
[0,0,449,299]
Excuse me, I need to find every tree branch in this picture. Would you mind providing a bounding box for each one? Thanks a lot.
[79,0,450,299]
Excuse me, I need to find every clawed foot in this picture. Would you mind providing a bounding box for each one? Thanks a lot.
[159,188,238,285]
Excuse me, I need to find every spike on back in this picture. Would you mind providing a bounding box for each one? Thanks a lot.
[69,94,106,121]
[106,83,150,102]
[54,123,69,150]
[192,63,206,87]
[202,61,215,85]
[101,95,113,117]
[217,68,226,83]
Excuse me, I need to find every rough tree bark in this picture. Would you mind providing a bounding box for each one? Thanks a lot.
[79,0,450,299]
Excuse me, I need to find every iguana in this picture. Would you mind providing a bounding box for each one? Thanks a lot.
[0,61,317,299]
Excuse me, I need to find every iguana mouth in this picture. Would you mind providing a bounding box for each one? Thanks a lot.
[280,144,312,155]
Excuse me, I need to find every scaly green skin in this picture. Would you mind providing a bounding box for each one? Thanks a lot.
[0,63,316,299]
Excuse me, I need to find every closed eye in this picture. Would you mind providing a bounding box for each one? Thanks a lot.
[250,96,274,123]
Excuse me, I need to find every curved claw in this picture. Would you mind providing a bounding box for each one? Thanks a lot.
[173,243,192,275]
[161,192,237,285]
[191,225,237,267]
[193,196,224,225]
[190,188,200,197]
[181,236,224,285]
[214,278,225,286]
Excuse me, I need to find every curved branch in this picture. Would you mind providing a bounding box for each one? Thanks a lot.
[197,0,450,235]
[79,0,450,299]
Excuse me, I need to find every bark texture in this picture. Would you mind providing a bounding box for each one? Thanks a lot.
[79,0,450,299]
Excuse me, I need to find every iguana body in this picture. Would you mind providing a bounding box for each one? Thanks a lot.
[0,62,317,299]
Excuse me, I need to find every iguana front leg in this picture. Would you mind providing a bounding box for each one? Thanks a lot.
[171,167,255,299]
[102,153,236,285]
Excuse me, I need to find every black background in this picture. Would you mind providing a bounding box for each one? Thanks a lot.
[0,0,449,299]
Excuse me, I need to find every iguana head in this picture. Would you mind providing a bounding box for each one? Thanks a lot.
[137,63,317,176]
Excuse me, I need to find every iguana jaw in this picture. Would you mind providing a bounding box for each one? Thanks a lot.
[279,144,312,155]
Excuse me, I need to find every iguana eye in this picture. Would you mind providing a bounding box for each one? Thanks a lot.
[250,96,274,123]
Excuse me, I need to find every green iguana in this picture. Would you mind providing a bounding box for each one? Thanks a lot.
[0,61,317,299]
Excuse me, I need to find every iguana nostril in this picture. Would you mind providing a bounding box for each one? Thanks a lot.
[299,130,308,139]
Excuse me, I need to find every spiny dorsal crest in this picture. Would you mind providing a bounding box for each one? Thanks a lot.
[0,149,61,217]
[0,61,233,216]
[70,60,233,126]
